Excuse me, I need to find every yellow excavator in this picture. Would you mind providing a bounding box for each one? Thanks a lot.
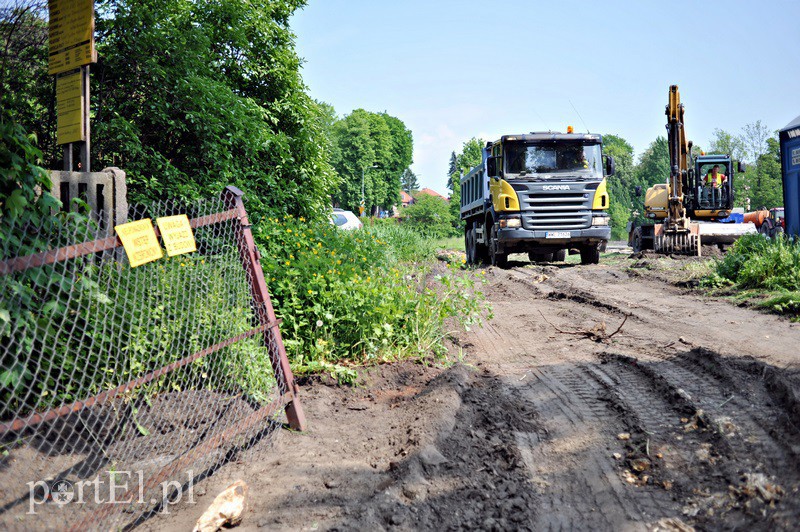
[628,85,754,255]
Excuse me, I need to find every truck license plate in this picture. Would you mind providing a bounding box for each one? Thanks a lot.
[546,232,571,239]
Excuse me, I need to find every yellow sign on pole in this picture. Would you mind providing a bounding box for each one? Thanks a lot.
[156,215,198,257]
[56,70,84,145]
[115,219,164,268]
[49,0,97,75]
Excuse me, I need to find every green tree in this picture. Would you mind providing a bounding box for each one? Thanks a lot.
[448,138,485,233]
[401,194,452,238]
[401,168,419,193]
[602,134,635,239]
[0,2,56,164]
[446,151,458,189]
[707,128,745,160]
[738,135,783,210]
[3,0,337,222]
[456,138,485,175]
[379,112,413,211]
[330,109,412,214]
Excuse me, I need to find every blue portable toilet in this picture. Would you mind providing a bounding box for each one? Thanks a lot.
[780,115,800,238]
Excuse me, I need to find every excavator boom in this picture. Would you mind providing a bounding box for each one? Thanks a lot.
[655,85,700,255]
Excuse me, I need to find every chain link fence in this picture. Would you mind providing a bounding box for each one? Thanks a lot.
[0,187,304,530]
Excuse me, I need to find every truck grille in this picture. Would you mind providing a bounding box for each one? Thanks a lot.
[511,183,593,230]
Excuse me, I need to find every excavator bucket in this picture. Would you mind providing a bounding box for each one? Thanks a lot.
[653,224,701,256]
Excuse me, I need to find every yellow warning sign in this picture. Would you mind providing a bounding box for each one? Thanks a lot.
[156,215,197,257]
[56,70,84,144]
[115,219,163,268]
[49,0,97,75]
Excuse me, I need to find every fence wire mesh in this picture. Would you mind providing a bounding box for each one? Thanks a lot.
[0,191,294,530]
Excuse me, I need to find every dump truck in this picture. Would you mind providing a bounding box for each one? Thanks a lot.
[460,129,615,267]
[628,86,756,254]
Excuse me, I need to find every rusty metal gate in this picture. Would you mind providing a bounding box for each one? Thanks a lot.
[0,186,304,530]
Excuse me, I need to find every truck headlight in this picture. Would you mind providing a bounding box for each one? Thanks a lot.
[591,217,609,226]
[500,218,521,228]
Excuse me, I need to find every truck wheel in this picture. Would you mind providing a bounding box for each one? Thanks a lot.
[476,226,490,265]
[528,252,553,263]
[553,249,567,262]
[465,226,474,264]
[580,245,600,265]
[489,225,508,268]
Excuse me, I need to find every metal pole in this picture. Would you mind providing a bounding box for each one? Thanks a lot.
[361,166,365,217]
[63,143,73,171]
[79,65,90,172]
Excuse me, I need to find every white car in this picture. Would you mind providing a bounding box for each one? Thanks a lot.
[331,209,362,230]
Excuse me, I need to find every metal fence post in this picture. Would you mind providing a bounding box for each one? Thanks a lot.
[222,186,307,431]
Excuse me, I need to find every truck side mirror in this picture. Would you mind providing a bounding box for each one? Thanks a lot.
[487,157,498,178]
[634,185,642,197]
[737,161,746,173]
[605,155,616,177]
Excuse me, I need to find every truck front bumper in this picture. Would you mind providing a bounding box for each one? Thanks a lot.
[496,226,611,252]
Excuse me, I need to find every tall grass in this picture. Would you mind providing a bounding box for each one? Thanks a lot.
[255,216,489,382]
[709,235,800,319]
[716,235,800,291]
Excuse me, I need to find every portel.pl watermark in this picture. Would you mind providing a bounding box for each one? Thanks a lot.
[27,470,196,515]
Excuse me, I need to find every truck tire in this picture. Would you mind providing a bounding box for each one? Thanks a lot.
[580,245,600,265]
[489,224,508,268]
[464,226,474,264]
[553,249,567,262]
[528,252,553,263]
[476,226,490,265]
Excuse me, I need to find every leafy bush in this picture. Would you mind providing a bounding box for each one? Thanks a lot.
[400,194,455,239]
[0,108,89,414]
[716,234,800,291]
[255,217,487,381]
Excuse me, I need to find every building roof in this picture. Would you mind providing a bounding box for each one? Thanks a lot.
[781,114,800,132]
[399,190,413,203]
[416,187,448,200]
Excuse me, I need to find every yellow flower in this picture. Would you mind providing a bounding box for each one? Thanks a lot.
[299,217,306,222]
[307,289,313,295]
[285,261,291,266]
[287,229,292,233]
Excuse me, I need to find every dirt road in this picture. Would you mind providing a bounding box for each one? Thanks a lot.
[156,255,800,531]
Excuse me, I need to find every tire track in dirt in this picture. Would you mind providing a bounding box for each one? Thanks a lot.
[465,262,800,530]
[465,274,682,529]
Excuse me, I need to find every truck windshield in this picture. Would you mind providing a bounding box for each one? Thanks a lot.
[505,142,603,178]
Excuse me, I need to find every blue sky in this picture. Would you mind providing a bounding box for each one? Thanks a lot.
[292,0,800,195]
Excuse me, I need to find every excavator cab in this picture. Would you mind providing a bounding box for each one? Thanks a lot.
[688,155,737,219]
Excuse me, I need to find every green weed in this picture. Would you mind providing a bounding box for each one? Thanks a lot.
[256,216,489,376]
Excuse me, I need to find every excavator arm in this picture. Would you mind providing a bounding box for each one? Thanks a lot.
[654,85,700,254]
[666,85,689,229]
